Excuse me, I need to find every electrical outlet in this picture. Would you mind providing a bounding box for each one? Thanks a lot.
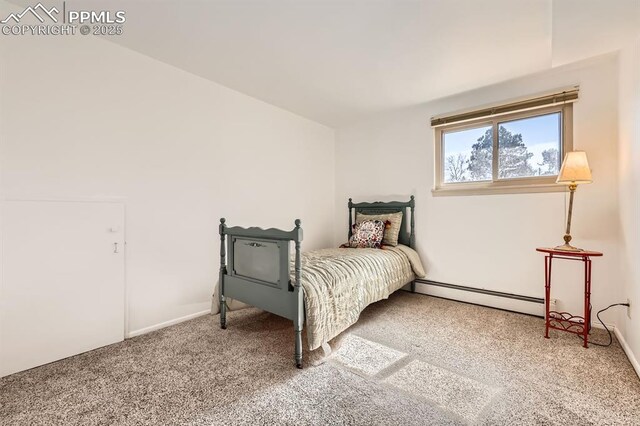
[627,298,632,319]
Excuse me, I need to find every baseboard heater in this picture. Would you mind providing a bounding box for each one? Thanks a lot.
[414,279,544,305]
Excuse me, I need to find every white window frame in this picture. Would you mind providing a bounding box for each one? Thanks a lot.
[433,103,573,196]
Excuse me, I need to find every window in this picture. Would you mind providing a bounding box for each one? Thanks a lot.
[433,94,574,195]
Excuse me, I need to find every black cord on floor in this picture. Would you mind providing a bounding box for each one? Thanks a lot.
[582,302,630,347]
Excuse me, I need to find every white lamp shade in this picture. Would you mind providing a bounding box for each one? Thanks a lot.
[556,151,592,184]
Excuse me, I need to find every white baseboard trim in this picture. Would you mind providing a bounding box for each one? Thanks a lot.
[126,309,211,338]
[614,327,640,379]
[591,321,615,331]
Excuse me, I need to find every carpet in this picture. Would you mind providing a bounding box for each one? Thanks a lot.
[1,292,639,425]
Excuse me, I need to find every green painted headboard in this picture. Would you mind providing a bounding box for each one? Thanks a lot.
[348,196,416,248]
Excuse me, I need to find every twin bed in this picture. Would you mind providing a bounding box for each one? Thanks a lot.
[218,197,423,368]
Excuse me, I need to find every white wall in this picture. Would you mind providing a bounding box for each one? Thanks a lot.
[552,0,640,67]
[335,55,622,323]
[0,14,335,334]
[618,36,640,369]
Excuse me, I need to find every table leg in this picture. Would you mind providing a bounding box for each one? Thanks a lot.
[583,258,592,348]
[545,255,552,339]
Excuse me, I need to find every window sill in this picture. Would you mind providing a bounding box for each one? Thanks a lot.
[432,183,568,197]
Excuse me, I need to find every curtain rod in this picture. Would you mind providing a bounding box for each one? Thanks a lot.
[430,87,579,128]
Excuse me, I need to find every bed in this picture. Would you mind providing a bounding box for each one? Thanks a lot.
[218,197,421,368]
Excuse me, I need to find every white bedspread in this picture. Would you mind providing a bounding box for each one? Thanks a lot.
[213,245,426,350]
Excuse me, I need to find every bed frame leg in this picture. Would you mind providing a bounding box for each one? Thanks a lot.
[293,219,304,369]
[411,281,416,293]
[294,327,303,369]
[219,217,227,330]
[220,295,227,330]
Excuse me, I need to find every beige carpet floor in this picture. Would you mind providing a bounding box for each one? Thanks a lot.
[1,292,639,425]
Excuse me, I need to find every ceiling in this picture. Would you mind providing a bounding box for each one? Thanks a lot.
[9,0,640,126]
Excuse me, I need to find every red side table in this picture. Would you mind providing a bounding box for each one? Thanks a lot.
[536,247,603,348]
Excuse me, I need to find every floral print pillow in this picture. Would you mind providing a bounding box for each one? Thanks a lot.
[349,220,387,248]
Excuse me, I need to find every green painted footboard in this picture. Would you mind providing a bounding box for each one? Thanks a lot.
[219,218,304,368]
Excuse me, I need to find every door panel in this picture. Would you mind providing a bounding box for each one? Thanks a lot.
[0,200,125,377]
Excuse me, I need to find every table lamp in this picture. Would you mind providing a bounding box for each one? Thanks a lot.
[555,151,592,252]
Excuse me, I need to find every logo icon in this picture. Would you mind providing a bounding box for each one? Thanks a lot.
[1,3,59,24]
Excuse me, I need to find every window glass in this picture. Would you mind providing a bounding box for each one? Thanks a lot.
[498,113,561,179]
[442,125,493,183]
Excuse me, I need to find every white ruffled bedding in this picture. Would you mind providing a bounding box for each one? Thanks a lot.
[213,245,426,350]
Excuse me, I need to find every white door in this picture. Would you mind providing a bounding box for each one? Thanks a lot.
[0,200,125,377]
